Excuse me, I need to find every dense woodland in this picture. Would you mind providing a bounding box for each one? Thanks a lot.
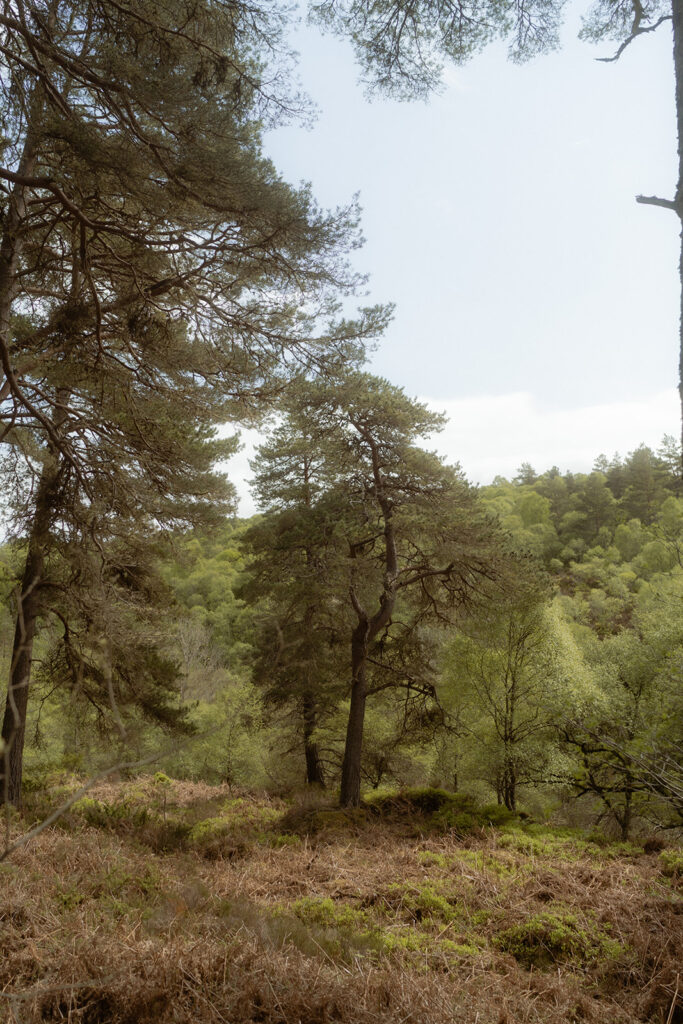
[2,435,682,839]
[0,1,681,1021]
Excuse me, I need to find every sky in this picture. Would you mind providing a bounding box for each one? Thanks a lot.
[227,2,679,514]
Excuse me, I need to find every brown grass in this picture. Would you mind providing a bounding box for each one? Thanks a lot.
[1,781,681,1024]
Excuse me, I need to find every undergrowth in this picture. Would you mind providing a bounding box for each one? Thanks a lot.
[0,778,680,1024]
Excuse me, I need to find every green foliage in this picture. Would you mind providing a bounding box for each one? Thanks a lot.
[292,896,370,930]
[312,0,566,99]
[494,909,623,968]
[366,787,521,834]
[69,796,151,831]
[659,849,683,879]
[380,882,459,924]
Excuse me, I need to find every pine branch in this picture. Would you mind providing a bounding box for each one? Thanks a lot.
[596,14,671,63]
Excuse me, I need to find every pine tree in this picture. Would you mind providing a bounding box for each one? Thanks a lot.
[0,0,388,805]
[248,371,508,807]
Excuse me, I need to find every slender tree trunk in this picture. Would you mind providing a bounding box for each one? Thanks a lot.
[672,0,683,464]
[503,764,517,811]
[502,745,517,811]
[339,625,368,807]
[619,786,633,841]
[300,591,325,787]
[302,691,325,787]
[0,107,45,805]
[0,465,57,807]
[339,429,398,808]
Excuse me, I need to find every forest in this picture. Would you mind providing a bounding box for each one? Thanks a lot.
[0,0,681,1022]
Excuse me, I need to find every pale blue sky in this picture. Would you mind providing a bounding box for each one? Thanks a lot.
[230,3,680,511]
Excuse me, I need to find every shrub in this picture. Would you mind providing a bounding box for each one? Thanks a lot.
[70,797,150,831]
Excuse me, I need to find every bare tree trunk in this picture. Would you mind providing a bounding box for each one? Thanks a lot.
[0,465,56,807]
[503,762,517,811]
[619,786,633,841]
[339,625,368,807]
[674,0,683,464]
[302,691,325,787]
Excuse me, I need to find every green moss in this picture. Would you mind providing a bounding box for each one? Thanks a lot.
[70,796,150,830]
[416,851,449,869]
[366,787,455,815]
[660,849,683,879]
[277,801,370,837]
[417,847,526,882]
[265,832,302,848]
[456,848,525,879]
[153,772,173,787]
[366,788,522,836]
[380,882,460,924]
[291,896,370,930]
[496,830,585,859]
[378,927,482,964]
[494,910,624,969]
[282,897,393,962]
[400,787,460,814]
[440,938,480,957]
[186,816,246,859]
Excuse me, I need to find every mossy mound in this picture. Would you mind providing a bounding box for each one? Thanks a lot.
[365,788,520,835]
[494,909,623,969]
[278,802,371,836]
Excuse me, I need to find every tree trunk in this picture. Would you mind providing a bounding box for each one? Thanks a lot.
[673,0,683,463]
[339,626,368,807]
[339,428,398,809]
[619,786,633,841]
[496,775,503,806]
[0,465,57,807]
[0,108,44,808]
[501,746,517,811]
[503,766,516,811]
[302,691,325,787]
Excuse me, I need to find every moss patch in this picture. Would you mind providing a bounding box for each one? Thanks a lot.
[494,910,624,969]
[660,848,683,880]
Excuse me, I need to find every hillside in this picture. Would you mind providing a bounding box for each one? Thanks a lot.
[1,780,681,1024]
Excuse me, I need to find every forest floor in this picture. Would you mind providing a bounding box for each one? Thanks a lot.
[0,778,681,1024]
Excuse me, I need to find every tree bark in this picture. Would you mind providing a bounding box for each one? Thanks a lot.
[302,691,325,787]
[339,624,368,807]
[618,785,633,841]
[0,464,57,807]
[673,0,683,465]
[338,427,400,808]
[502,756,517,811]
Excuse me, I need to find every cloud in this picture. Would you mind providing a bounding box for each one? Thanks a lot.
[223,390,680,515]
